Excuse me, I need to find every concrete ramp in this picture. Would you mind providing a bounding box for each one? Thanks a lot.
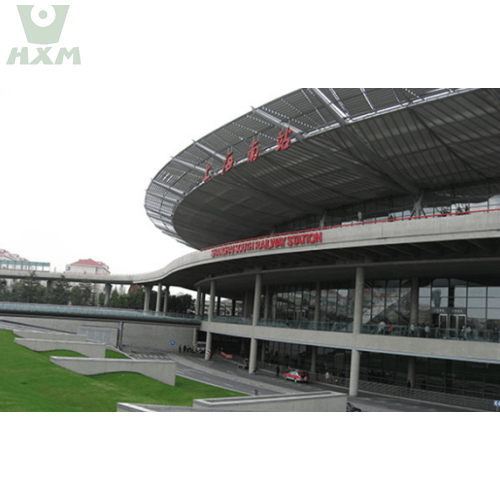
[50,357,176,386]
[14,330,87,342]
[15,338,106,358]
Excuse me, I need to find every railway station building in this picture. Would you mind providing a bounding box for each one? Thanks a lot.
[139,88,500,404]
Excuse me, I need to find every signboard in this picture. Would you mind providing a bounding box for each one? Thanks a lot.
[494,400,500,408]
[203,128,293,184]
[211,231,323,258]
[431,308,467,315]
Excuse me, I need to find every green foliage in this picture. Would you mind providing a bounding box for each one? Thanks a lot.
[0,329,244,411]
[70,282,94,306]
[47,276,71,305]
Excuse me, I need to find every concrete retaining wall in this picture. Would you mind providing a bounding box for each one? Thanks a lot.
[3,316,195,353]
[78,326,117,345]
[50,357,177,386]
[193,391,346,412]
[14,338,107,358]
[13,329,88,342]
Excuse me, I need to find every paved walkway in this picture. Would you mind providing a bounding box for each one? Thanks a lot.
[133,352,304,395]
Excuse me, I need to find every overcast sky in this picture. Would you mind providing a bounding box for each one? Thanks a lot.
[0,1,496,284]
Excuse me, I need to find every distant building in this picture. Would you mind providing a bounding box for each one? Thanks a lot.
[65,259,110,275]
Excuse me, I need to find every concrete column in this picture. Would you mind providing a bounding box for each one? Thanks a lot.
[104,283,111,306]
[216,296,221,317]
[195,287,202,316]
[249,274,262,374]
[143,285,151,312]
[163,285,169,314]
[407,357,416,388]
[261,341,266,363]
[208,280,216,322]
[349,266,365,397]
[314,281,321,329]
[311,346,317,373]
[249,337,258,374]
[201,293,206,318]
[155,283,162,313]
[231,299,236,317]
[193,328,198,347]
[205,331,213,361]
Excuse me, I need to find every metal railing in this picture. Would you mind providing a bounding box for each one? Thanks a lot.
[209,314,500,345]
[0,302,200,324]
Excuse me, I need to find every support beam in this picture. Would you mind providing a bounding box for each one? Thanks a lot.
[249,338,258,375]
[104,284,111,306]
[349,266,365,397]
[143,285,151,312]
[205,331,213,361]
[155,283,162,313]
[208,280,216,323]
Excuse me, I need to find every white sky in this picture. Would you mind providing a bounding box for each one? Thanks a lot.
[0,1,497,282]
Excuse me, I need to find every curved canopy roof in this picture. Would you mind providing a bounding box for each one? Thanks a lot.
[145,88,500,250]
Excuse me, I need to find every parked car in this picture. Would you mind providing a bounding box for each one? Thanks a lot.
[283,369,309,383]
[237,359,249,369]
[346,402,362,412]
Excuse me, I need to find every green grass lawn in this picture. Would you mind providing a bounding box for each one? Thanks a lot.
[0,329,244,412]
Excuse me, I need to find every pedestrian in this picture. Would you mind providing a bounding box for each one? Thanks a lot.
[325,370,330,383]
[388,322,393,335]
[466,325,471,340]
[409,323,415,337]
[460,325,466,340]
[377,320,387,335]
[424,324,430,337]
[276,364,280,377]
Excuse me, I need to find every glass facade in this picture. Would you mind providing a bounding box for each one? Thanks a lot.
[260,278,500,340]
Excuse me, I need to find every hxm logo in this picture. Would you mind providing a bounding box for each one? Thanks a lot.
[7,5,81,65]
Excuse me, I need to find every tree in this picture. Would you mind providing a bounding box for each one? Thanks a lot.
[48,276,71,305]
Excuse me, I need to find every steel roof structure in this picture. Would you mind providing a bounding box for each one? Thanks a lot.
[145,88,500,250]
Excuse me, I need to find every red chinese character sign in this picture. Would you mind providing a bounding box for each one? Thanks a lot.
[200,129,292,184]
[276,127,292,152]
[202,164,211,183]
[247,140,259,163]
[221,152,234,176]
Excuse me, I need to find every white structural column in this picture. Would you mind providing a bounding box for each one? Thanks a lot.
[104,284,111,306]
[205,280,216,360]
[208,280,216,322]
[205,332,213,361]
[155,283,162,313]
[349,267,365,397]
[195,287,202,316]
[163,285,169,314]
[143,285,151,312]
[249,274,262,374]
